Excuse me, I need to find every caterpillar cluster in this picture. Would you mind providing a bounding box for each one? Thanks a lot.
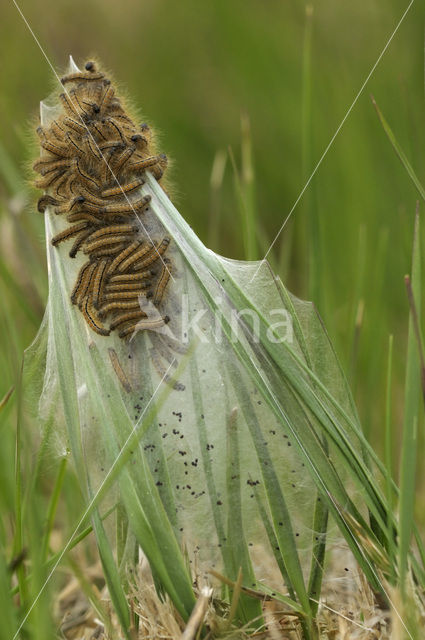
[33,60,172,339]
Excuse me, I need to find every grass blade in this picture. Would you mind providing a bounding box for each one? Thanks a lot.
[372,97,425,202]
[40,457,67,563]
[384,335,397,581]
[398,209,422,590]
[225,406,263,626]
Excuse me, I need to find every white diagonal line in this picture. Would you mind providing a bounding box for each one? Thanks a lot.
[309,599,374,632]
[249,0,415,284]
[11,0,174,281]
[12,358,176,640]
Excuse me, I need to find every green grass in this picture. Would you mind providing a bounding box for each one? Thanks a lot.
[1,2,425,638]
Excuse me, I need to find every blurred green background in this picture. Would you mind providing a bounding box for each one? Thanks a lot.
[1,0,425,460]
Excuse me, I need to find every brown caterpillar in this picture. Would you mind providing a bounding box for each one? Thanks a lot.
[34,60,172,339]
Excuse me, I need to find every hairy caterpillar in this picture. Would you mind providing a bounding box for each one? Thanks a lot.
[34,60,172,340]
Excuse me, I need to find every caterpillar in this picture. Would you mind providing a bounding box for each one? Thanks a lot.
[34,60,172,340]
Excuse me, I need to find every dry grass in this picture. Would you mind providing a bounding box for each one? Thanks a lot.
[55,549,400,640]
